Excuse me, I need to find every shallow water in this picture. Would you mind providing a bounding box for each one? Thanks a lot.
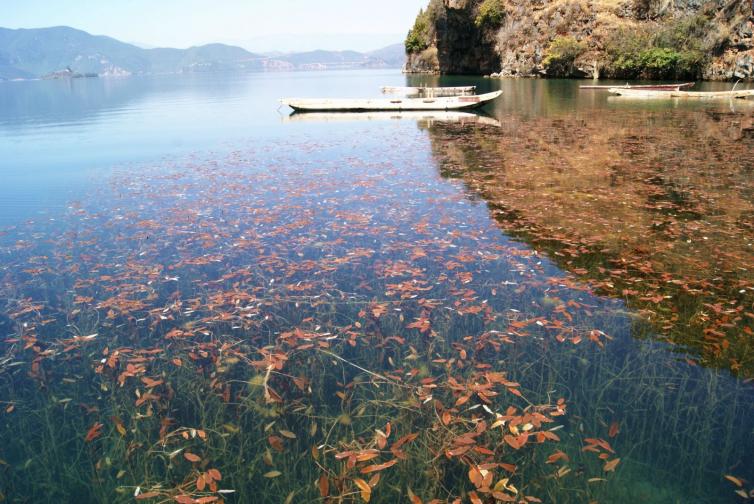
[0,70,753,503]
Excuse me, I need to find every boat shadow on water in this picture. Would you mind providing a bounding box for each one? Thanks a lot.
[281,110,502,127]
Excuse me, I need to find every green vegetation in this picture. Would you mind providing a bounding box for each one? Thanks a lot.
[405,8,434,54]
[475,0,506,29]
[542,36,586,75]
[605,14,719,79]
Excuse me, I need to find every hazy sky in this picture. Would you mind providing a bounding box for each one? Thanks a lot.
[1,0,429,52]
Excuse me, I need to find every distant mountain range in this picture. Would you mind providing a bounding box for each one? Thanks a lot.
[0,26,406,80]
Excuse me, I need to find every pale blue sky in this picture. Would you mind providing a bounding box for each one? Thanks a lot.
[0,0,429,52]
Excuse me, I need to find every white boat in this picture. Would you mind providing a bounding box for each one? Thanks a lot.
[581,82,694,91]
[381,86,476,96]
[608,88,754,99]
[280,90,503,112]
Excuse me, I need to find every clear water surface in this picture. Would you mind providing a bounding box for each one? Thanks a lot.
[1,70,753,503]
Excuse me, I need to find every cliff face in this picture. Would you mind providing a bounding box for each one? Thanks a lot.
[433,2,502,74]
[404,0,754,80]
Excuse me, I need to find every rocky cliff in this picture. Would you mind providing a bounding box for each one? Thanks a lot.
[404,0,754,80]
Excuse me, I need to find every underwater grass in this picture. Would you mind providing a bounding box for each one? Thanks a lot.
[0,126,752,504]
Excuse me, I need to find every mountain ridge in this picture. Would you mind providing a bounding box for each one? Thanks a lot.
[0,26,405,80]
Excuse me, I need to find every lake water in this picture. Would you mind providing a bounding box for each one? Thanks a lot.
[1,70,753,503]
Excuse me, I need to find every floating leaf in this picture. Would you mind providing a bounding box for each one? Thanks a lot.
[441,411,452,426]
[84,422,104,443]
[355,450,380,462]
[112,416,126,437]
[407,487,422,504]
[318,474,329,497]
[360,459,398,474]
[608,421,620,438]
[603,458,621,472]
[724,475,744,487]
[546,450,569,464]
[184,452,201,463]
[135,492,161,500]
[353,478,372,502]
[446,445,473,457]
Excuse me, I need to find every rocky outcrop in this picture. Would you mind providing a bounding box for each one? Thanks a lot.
[405,47,441,73]
[405,0,754,80]
[436,1,502,74]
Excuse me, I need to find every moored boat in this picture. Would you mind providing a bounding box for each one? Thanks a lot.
[581,82,694,91]
[280,90,503,112]
[381,86,476,96]
[608,88,754,99]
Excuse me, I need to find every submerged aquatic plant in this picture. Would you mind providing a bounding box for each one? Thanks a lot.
[0,121,752,503]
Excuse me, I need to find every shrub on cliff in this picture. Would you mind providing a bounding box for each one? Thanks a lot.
[406,1,444,54]
[605,26,651,77]
[605,14,715,79]
[637,48,682,77]
[475,0,505,29]
[406,9,432,54]
[543,36,585,76]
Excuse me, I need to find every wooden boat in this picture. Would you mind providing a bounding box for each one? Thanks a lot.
[280,90,503,112]
[581,82,694,91]
[381,86,476,96]
[608,88,754,99]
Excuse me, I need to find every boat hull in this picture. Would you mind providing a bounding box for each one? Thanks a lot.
[381,86,476,97]
[581,82,694,91]
[608,88,754,99]
[281,91,503,112]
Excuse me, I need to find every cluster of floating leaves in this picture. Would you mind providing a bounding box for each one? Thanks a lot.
[426,107,754,378]
[0,119,751,503]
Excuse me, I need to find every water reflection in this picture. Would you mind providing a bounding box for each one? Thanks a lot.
[282,111,502,127]
[0,74,248,130]
[423,104,754,380]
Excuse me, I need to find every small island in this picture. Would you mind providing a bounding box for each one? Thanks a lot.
[42,67,98,80]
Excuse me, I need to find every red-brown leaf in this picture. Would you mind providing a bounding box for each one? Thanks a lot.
[319,474,330,497]
[84,422,104,443]
[184,452,201,463]
[360,459,399,474]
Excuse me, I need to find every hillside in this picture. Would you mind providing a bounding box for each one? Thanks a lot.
[366,43,407,67]
[404,0,754,80]
[0,26,403,80]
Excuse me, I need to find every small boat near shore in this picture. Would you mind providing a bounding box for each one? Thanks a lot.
[608,88,754,99]
[280,90,502,112]
[581,82,694,91]
[381,86,476,97]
